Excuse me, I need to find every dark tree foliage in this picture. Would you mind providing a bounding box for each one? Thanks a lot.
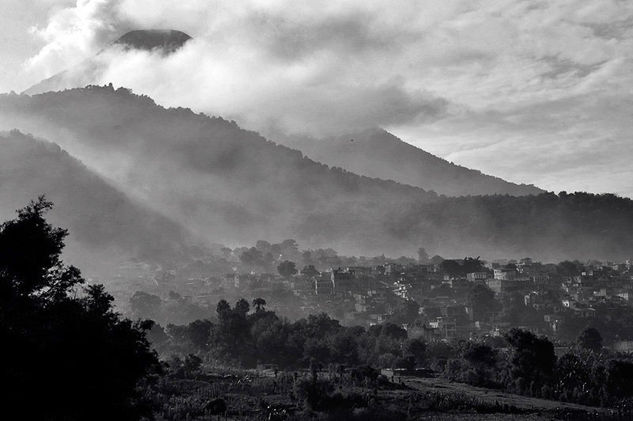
[404,338,427,365]
[468,284,499,322]
[301,264,320,277]
[417,247,430,264]
[130,290,162,320]
[239,247,267,271]
[578,328,603,353]
[0,198,160,420]
[607,360,633,399]
[440,257,484,277]
[252,297,267,312]
[462,343,497,368]
[505,329,556,393]
[277,260,298,278]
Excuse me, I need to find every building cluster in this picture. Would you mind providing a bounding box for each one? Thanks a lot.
[115,254,633,345]
[216,257,633,342]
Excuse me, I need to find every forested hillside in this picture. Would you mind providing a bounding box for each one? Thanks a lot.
[278,128,543,196]
[1,87,632,259]
[0,130,189,269]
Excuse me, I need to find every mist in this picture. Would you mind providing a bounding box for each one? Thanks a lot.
[24,0,449,137]
[15,0,633,196]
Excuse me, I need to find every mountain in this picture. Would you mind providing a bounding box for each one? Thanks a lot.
[277,128,543,197]
[0,129,190,272]
[1,86,633,260]
[113,29,192,53]
[0,87,435,255]
[23,29,192,96]
[22,29,539,197]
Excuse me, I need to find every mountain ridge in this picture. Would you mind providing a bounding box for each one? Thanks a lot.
[276,127,543,197]
[1,86,632,260]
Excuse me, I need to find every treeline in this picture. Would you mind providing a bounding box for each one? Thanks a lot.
[443,328,633,408]
[149,298,426,370]
[397,191,633,260]
[153,298,633,409]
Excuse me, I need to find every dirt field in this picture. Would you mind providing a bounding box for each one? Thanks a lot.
[399,375,610,414]
[151,368,624,420]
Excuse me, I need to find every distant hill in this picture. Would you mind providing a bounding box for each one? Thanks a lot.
[0,87,435,255]
[278,128,543,197]
[19,29,539,198]
[0,130,190,272]
[23,29,192,96]
[1,87,632,260]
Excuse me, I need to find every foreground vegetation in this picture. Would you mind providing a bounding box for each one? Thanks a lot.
[3,199,633,420]
[0,198,161,419]
[151,297,633,411]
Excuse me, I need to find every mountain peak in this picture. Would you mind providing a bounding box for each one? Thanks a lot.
[113,29,192,54]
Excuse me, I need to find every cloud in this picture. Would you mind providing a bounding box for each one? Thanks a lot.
[18,0,633,195]
[23,0,457,135]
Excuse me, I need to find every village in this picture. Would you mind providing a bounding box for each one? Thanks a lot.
[111,248,633,350]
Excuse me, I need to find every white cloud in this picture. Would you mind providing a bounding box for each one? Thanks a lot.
[14,0,633,195]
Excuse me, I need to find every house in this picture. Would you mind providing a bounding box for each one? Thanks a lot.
[315,275,335,295]
[494,266,517,280]
[428,317,457,339]
[486,278,529,295]
[467,272,489,282]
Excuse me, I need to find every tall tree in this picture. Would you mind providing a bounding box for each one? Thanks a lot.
[578,327,603,353]
[0,198,160,420]
[417,247,430,264]
[277,260,298,278]
[252,297,267,312]
[468,284,499,322]
[505,328,556,392]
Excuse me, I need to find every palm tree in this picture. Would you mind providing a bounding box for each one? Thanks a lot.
[252,297,266,312]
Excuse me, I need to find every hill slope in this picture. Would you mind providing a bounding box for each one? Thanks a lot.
[278,128,543,196]
[1,87,632,260]
[0,87,435,255]
[0,130,190,271]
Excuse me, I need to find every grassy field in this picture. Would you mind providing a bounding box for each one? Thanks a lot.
[147,367,626,421]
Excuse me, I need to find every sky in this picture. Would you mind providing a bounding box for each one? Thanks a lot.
[1,0,633,197]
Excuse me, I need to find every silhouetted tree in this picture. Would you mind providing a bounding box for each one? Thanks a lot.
[578,328,603,353]
[187,319,213,350]
[253,297,267,312]
[417,247,430,264]
[505,328,556,394]
[404,338,427,366]
[130,290,162,321]
[216,299,231,320]
[0,198,160,420]
[235,298,250,315]
[468,284,499,322]
[277,260,298,278]
[301,264,319,277]
[462,343,496,368]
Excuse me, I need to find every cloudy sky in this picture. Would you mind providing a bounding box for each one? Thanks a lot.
[2,0,633,196]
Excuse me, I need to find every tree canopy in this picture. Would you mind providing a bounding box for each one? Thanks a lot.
[0,198,160,420]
